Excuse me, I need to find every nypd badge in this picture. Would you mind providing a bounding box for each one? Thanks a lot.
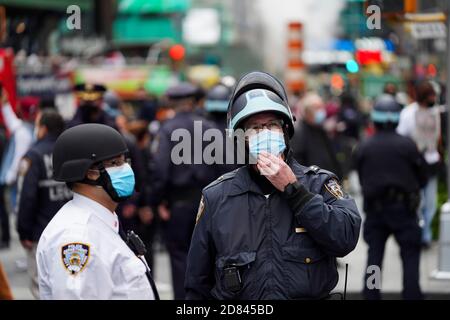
[61,243,90,275]
[324,178,344,199]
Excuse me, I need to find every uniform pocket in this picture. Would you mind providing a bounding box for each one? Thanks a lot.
[119,258,152,300]
[281,245,337,299]
[214,251,256,299]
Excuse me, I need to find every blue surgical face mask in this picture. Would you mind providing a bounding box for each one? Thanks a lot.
[248,129,286,158]
[105,163,135,198]
[314,109,326,125]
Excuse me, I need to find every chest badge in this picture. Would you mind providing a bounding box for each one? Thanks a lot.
[61,243,90,275]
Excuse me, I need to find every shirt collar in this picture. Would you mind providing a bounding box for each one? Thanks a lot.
[72,192,119,233]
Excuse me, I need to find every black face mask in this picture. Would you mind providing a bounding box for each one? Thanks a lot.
[79,103,100,122]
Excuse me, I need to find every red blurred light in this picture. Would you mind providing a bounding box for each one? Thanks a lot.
[355,50,382,65]
[169,44,185,61]
[427,64,437,77]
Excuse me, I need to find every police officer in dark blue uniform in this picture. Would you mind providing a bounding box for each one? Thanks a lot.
[185,71,361,300]
[353,94,428,300]
[149,82,219,299]
[67,83,116,129]
[16,108,72,298]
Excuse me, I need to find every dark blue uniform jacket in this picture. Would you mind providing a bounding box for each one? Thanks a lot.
[185,156,361,300]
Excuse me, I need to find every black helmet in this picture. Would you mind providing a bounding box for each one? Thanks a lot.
[205,83,232,113]
[371,94,402,124]
[53,124,128,182]
[227,71,295,137]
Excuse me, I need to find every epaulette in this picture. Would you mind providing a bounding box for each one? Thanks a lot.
[305,165,337,179]
[204,168,239,191]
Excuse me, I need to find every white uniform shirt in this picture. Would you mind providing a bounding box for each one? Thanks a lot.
[36,193,154,300]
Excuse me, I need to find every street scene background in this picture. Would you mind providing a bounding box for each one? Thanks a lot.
[0,0,450,300]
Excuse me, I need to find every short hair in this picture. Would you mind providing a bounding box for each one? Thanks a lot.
[415,81,435,104]
[39,109,65,137]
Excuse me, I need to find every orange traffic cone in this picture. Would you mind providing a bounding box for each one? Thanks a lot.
[0,261,13,300]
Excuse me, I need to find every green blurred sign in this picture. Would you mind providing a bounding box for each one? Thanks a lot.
[118,0,190,14]
[361,74,402,98]
[0,0,92,10]
[113,16,180,44]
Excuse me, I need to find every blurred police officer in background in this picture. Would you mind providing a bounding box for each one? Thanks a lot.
[67,83,116,129]
[353,94,428,300]
[16,108,71,298]
[37,124,155,299]
[185,71,361,300]
[149,82,219,299]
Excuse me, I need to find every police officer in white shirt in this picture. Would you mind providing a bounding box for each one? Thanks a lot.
[36,123,157,300]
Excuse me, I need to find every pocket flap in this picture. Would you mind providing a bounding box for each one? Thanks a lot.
[282,246,325,264]
[120,257,147,282]
[216,251,256,269]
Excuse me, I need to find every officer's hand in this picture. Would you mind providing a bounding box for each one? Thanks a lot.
[158,204,171,221]
[20,240,34,250]
[257,151,297,192]
[122,204,137,219]
[138,206,154,225]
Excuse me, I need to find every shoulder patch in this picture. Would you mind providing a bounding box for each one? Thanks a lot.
[61,243,90,275]
[195,196,206,224]
[324,178,344,199]
[18,158,31,177]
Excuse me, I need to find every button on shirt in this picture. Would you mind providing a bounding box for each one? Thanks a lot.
[36,193,154,300]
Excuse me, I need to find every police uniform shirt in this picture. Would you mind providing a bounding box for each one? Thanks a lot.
[36,192,154,300]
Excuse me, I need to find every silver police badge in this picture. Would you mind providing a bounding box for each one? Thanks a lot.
[61,243,90,275]
[324,179,344,199]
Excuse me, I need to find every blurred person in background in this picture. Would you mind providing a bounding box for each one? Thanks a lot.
[16,109,72,298]
[67,83,116,129]
[397,81,442,248]
[135,86,158,124]
[383,82,398,97]
[126,120,158,272]
[148,82,218,299]
[291,92,343,179]
[354,94,427,300]
[337,92,364,142]
[0,92,37,249]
